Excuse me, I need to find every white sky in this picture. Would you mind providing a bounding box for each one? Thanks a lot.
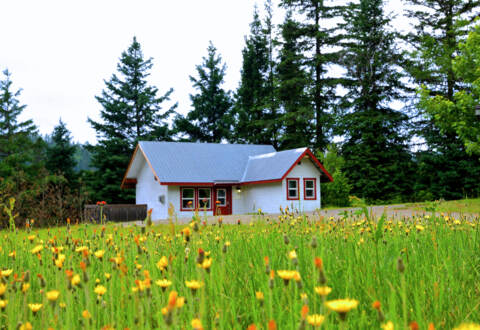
[0,0,409,144]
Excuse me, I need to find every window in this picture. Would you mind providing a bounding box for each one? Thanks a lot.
[304,178,317,200]
[286,178,299,200]
[198,188,212,210]
[216,188,226,206]
[180,188,195,210]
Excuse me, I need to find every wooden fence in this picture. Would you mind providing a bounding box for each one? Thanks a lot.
[84,204,147,223]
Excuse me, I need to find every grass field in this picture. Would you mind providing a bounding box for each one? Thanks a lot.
[1,209,480,329]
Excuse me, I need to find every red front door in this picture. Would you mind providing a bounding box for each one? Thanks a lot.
[214,187,232,215]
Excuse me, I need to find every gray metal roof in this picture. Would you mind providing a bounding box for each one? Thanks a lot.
[137,141,276,183]
[241,147,307,182]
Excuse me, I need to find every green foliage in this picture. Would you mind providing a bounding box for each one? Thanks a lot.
[279,0,346,151]
[317,145,351,207]
[338,0,414,203]
[174,42,232,142]
[276,12,314,149]
[1,197,17,231]
[232,5,279,147]
[46,119,77,183]
[0,69,45,179]
[419,23,480,155]
[88,37,176,203]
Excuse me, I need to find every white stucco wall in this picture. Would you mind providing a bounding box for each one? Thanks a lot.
[136,160,168,220]
[237,158,322,214]
[281,158,321,212]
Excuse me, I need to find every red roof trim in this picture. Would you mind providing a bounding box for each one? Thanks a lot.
[281,148,333,182]
[161,182,216,186]
[121,144,140,189]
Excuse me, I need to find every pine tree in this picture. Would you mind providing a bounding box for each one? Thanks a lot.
[88,37,176,203]
[233,2,280,147]
[339,0,414,202]
[175,42,232,142]
[233,6,272,145]
[279,0,346,151]
[0,69,44,178]
[276,12,315,149]
[46,119,77,182]
[404,0,480,200]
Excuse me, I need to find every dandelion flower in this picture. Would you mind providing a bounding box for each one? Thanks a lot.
[71,274,81,286]
[1,269,13,277]
[0,300,7,310]
[155,279,172,291]
[314,286,332,296]
[453,323,480,330]
[94,250,105,259]
[31,245,43,254]
[94,285,107,296]
[381,321,395,330]
[156,256,168,271]
[307,314,325,327]
[255,291,264,301]
[28,303,43,314]
[185,280,204,292]
[0,283,6,297]
[46,290,60,302]
[82,310,91,319]
[325,299,359,320]
[192,318,203,330]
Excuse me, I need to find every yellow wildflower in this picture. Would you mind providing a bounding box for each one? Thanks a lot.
[1,269,13,277]
[381,321,395,330]
[156,256,168,271]
[453,324,480,330]
[94,285,107,296]
[192,318,203,330]
[46,290,60,302]
[314,286,332,296]
[82,310,91,319]
[28,303,43,313]
[185,280,204,291]
[0,300,7,310]
[94,250,105,259]
[307,314,325,327]
[155,279,172,290]
[71,274,81,286]
[31,245,43,254]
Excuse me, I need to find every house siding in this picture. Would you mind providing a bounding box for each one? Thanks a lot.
[136,160,168,220]
[281,158,321,212]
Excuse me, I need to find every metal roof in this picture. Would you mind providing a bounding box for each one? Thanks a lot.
[123,142,332,186]
[241,147,307,182]
[138,141,275,183]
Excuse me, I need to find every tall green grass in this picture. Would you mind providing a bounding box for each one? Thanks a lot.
[0,212,479,329]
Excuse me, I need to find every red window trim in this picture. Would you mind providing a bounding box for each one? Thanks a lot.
[215,188,227,206]
[286,178,300,200]
[303,178,317,200]
[180,187,196,211]
[197,187,213,211]
[179,187,213,211]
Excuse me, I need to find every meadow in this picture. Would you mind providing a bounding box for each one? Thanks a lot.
[1,208,479,329]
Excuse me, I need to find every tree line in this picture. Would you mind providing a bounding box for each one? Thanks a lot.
[1,0,480,226]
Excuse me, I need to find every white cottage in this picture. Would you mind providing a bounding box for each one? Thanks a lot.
[121,142,333,220]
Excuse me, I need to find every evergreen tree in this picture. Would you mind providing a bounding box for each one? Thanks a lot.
[233,2,280,147]
[0,69,44,178]
[279,0,346,151]
[233,6,272,145]
[339,0,414,202]
[175,42,232,142]
[276,12,315,149]
[46,119,77,182]
[404,0,480,200]
[88,37,176,203]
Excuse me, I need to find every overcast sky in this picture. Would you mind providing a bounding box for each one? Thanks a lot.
[0,0,408,145]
